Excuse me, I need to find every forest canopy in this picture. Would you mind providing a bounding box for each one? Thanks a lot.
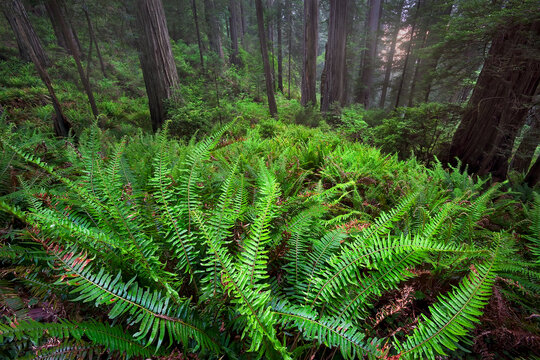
[0,0,539,359]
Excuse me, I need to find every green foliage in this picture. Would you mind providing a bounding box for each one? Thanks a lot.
[1,120,536,359]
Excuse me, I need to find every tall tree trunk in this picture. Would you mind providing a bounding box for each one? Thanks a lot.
[394,0,421,108]
[240,0,247,46]
[407,28,428,107]
[44,0,80,56]
[277,0,283,92]
[136,0,180,132]
[82,2,106,77]
[2,0,70,137]
[447,19,540,180]
[320,0,348,113]
[356,0,381,108]
[380,0,405,108]
[229,0,241,65]
[47,0,98,118]
[2,0,49,67]
[255,0,278,117]
[287,0,292,98]
[301,0,318,106]
[191,0,204,69]
[203,0,224,59]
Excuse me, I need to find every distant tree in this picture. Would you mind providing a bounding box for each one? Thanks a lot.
[44,0,81,56]
[203,0,224,59]
[301,0,318,106]
[136,0,180,131]
[82,1,106,78]
[448,16,540,180]
[46,0,99,118]
[321,0,348,113]
[229,0,242,66]
[379,0,405,108]
[2,0,49,67]
[356,0,381,108]
[276,0,284,92]
[2,0,71,137]
[191,0,204,69]
[255,0,278,117]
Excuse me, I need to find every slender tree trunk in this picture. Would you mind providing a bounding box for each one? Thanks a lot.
[229,0,241,65]
[44,0,80,56]
[2,0,70,136]
[380,0,404,108]
[203,0,224,59]
[301,0,318,106]
[356,0,381,108]
[240,0,247,46]
[287,0,292,98]
[136,0,180,132]
[190,0,204,69]
[2,0,49,67]
[320,0,348,113]
[47,0,99,118]
[82,3,106,77]
[448,19,540,180]
[407,28,428,107]
[255,0,278,117]
[277,0,283,93]
[394,0,421,108]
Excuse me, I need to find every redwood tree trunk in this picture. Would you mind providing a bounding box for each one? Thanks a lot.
[357,0,381,108]
[136,0,180,131]
[448,19,540,180]
[203,0,224,59]
[82,3,106,77]
[255,0,278,117]
[229,0,241,66]
[2,0,49,67]
[301,0,318,106]
[320,0,348,113]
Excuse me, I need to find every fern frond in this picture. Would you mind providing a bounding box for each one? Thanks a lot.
[273,300,383,359]
[0,319,154,357]
[396,240,500,359]
[40,242,221,353]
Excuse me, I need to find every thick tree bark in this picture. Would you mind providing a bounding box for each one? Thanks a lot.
[356,0,381,108]
[229,0,241,66]
[407,28,428,107]
[255,0,278,117]
[394,0,421,108]
[320,0,348,113]
[2,0,49,67]
[448,20,540,180]
[136,0,180,132]
[2,0,70,137]
[511,109,539,173]
[203,0,224,59]
[380,0,405,108]
[47,0,99,118]
[301,0,318,106]
[525,158,540,187]
[277,0,283,93]
[82,3,106,77]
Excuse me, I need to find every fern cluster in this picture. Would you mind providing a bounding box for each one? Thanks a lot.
[0,122,538,359]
